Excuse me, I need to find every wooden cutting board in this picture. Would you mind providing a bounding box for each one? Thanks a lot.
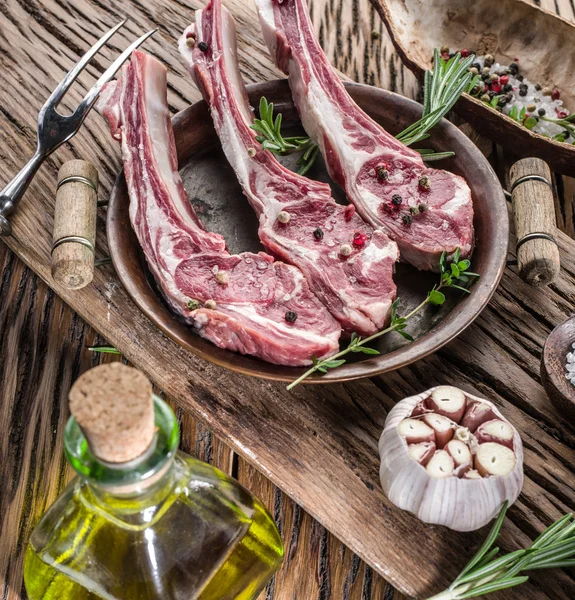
[1,0,575,598]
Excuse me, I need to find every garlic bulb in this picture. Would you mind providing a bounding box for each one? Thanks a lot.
[379,386,524,531]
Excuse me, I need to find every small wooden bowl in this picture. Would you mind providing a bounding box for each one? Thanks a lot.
[107,79,508,383]
[541,317,575,419]
[370,0,575,176]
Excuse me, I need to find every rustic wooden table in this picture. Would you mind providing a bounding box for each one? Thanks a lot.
[1,1,575,599]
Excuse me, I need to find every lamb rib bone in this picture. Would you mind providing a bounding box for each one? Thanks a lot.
[178,0,399,335]
[97,50,341,367]
[255,0,475,271]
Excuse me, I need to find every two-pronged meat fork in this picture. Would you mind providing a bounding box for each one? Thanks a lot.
[0,20,156,236]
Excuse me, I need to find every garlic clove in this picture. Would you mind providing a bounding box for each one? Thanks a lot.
[460,400,497,432]
[475,442,516,477]
[445,439,472,467]
[426,450,455,478]
[422,413,454,448]
[397,418,435,444]
[408,442,436,466]
[426,386,467,423]
[475,419,514,450]
[462,469,482,480]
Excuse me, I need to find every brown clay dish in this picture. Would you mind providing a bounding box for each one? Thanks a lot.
[370,0,575,176]
[107,79,508,383]
[541,316,575,420]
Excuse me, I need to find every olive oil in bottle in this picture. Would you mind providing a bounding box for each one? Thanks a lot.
[24,363,283,600]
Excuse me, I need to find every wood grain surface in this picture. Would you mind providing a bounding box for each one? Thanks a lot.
[0,0,574,599]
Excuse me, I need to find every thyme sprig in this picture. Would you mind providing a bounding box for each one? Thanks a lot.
[426,501,575,600]
[253,49,476,172]
[286,249,478,391]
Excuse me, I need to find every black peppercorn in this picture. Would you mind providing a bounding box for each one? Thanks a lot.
[375,164,389,180]
[538,108,546,116]
[509,62,519,71]
[517,74,524,82]
[519,84,528,97]
[285,310,298,323]
[402,214,412,225]
[535,83,542,91]
[498,96,507,107]
[313,227,324,240]
[481,74,490,82]
[503,83,513,93]
[487,90,496,99]
[391,194,402,206]
[198,41,209,52]
[418,203,428,213]
[563,130,571,139]
[472,62,481,70]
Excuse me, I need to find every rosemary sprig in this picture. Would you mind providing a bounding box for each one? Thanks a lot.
[250,97,318,175]
[426,502,575,600]
[253,49,475,171]
[397,49,476,147]
[286,249,478,391]
[87,345,121,355]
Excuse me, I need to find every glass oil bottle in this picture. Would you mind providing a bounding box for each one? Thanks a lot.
[24,363,284,599]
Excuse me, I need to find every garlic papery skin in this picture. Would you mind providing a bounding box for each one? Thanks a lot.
[379,387,524,532]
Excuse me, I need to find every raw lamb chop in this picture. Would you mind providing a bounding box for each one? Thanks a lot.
[178,0,399,335]
[255,0,475,271]
[97,50,341,366]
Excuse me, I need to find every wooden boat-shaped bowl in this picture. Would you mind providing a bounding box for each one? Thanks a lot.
[370,0,575,176]
[107,79,507,384]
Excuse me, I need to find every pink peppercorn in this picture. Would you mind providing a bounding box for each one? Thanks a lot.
[491,83,502,93]
[344,205,355,221]
[552,89,561,101]
[461,49,470,57]
[353,232,368,247]
[499,75,509,86]
[558,109,568,119]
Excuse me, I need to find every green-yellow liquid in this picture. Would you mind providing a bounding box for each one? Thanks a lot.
[24,455,283,600]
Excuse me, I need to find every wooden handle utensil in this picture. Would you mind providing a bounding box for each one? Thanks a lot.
[510,158,560,287]
[51,160,98,290]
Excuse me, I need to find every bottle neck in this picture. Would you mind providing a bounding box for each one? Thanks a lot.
[64,395,180,498]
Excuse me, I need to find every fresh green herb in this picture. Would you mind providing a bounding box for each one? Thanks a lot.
[250,97,318,175]
[253,49,473,172]
[539,113,575,140]
[425,501,575,599]
[87,345,121,355]
[414,148,455,162]
[286,248,478,391]
[396,50,476,147]
[524,116,538,130]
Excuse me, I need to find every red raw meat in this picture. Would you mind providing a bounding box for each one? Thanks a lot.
[97,50,341,366]
[256,0,475,271]
[178,0,399,335]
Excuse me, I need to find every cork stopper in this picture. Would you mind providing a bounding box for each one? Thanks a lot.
[68,363,156,463]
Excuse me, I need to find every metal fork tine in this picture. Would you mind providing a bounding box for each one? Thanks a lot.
[42,19,128,110]
[74,29,158,119]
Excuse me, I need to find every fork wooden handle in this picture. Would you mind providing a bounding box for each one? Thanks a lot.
[51,160,98,290]
[510,158,560,287]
